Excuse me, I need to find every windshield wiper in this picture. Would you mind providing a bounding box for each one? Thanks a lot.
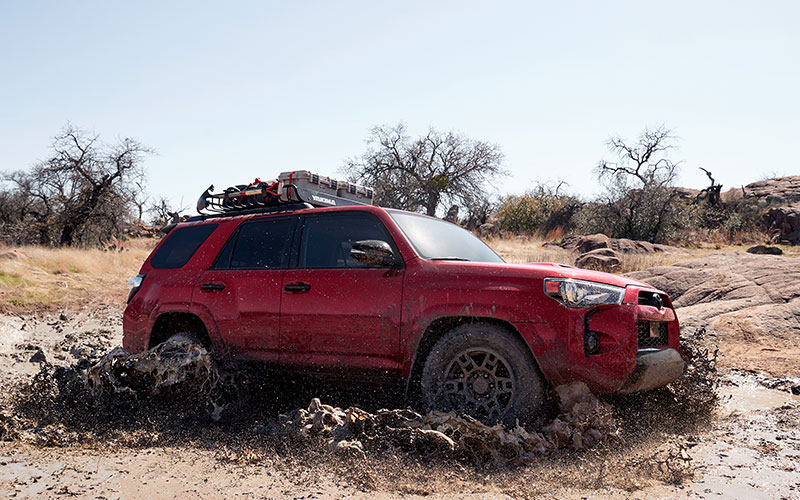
[430,257,470,261]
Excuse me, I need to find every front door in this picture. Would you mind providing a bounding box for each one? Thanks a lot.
[192,215,297,362]
[280,212,404,372]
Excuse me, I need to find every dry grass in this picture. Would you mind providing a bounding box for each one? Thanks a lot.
[485,236,689,273]
[0,238,158,313]
[487,236,575,266]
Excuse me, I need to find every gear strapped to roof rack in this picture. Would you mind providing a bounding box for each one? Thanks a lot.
[195,171,375,216]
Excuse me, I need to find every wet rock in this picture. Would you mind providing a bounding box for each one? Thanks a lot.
[746,244,783,255]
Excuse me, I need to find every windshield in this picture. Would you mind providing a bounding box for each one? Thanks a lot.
[388,210,504,263]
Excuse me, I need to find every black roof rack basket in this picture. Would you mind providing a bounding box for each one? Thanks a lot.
[195,178,369,217]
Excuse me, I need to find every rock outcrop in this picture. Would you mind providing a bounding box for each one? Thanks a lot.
[744,176,800,205]
[629,252,800,377]
[763,206,800,245]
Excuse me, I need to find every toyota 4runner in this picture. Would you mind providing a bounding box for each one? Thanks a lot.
[123,173,685,425]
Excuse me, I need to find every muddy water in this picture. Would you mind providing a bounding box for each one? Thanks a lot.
[683,380,800,500]
[719,383,800,413]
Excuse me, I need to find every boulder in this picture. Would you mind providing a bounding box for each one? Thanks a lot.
[576,234,611,253]
[558,234,685,255]
[575,248,621,272]
[746,245,783,255]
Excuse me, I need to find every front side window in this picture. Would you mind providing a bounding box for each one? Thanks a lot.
[388,210,503,263]
[299,212,396,268]
[215,217,295,269]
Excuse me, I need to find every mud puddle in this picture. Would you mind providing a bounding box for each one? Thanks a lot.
[719,381,800,414]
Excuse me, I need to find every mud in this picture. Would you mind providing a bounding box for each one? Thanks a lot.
[1,308,799,499]
[276,381,616,465]
[5,340,617,466]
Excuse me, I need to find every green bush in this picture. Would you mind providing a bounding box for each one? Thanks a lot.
[494,184,581,235]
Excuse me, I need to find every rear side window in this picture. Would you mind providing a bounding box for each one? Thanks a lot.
[151,224,218,269]
[215,217,295,269]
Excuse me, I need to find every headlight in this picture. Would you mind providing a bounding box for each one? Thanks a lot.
[544,278,625,308]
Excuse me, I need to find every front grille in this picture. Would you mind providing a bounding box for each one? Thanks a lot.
[638,321,668,348]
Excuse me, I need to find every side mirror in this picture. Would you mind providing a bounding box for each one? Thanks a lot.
[350,240,397,267]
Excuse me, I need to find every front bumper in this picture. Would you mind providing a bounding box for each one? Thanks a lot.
[618,348,685,394]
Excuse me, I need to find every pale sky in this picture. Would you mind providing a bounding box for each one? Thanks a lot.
[1,1,798,213]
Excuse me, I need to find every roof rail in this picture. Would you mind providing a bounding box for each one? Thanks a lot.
[192,176,371,220]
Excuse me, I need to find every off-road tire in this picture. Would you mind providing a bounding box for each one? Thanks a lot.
[420,322,546,427]
[159,332,209,352]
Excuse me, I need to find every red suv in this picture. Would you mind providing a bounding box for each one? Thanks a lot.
[123,181,684,425]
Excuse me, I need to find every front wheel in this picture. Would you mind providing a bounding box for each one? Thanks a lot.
[420,322,546,427]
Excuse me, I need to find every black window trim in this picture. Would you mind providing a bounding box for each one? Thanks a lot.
[295,211,405,270]
[210,214,299,271]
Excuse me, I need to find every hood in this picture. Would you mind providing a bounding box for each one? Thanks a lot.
[521,262,655,289]
[422,259,660,292]
[459,261,656,290]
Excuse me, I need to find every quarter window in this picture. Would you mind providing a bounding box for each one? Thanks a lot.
[151,224,218,269]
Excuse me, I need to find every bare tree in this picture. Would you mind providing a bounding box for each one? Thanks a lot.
[695,167,722,207]
[4,125,152,246]
[344,123,506,216]
[147,196,187,226]
[589,126,688,243]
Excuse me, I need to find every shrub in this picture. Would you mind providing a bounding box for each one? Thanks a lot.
[494,183,581,236]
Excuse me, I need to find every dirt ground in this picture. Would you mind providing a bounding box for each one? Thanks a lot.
[0,306,798,500]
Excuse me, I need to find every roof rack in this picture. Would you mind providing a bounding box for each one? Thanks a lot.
[192,172,374,220]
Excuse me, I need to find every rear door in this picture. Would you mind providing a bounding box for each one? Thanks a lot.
[280,211,404,372]
[192,215,297,362]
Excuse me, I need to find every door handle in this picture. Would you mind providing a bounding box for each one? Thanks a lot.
[200,283,226,291]
[284,282,311,293]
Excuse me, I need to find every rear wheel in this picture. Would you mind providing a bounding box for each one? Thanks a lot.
[420,322,546,426]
